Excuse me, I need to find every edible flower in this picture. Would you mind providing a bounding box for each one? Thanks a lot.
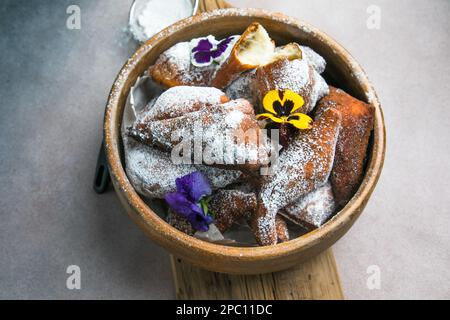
[190,35,238,67]
[256,89,313,130]
[164,171,214,232]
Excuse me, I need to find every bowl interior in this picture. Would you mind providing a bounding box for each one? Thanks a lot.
[105,9,385,272]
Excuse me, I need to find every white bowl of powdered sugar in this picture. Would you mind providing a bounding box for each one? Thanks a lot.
[129,0,199,42]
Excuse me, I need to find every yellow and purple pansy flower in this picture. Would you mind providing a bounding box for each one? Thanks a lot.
[256,89,313,130]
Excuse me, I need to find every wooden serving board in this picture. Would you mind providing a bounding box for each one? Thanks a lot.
[171,249,344,300]
[170,0,344,300]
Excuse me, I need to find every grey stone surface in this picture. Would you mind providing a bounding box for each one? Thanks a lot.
[0,0,449,299]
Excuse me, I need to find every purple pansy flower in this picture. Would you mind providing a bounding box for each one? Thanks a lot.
[165,172,214,232]
[190,35,238,67]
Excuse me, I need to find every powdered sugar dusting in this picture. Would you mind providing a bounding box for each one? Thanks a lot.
[225,109,245,127]
[210,189,256,232]
[301,46,326,74]
[124,136,241,199]
[281,182,336,230]
[225,70,257,106]
[110,10,375,246]
[129,97,271,168]
[143,86,226,120]
[257,58,329,114]
[153,41,218,85]
[254,109,341,245]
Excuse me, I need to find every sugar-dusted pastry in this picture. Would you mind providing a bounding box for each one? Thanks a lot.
[150,42,218,87]
[225,70,258,106]
[272,42,303,62]
[212,23,303,89]
[128,98,271,171]
[209,190,289,242]
[224,43,305,109]
[150,34,241,88]
[275,215,290,243]
[209,189,256,233]
[300,46,326,74]
[280,182,336,230]
[167,208,195,236]
[255,57,329,114]
[250,107,342,246]
[317,87,374,207]
[142,86,229,121]
[212,23,274,89]
[124,137,242,199]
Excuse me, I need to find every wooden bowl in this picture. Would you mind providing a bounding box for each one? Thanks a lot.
[104,8,386,274]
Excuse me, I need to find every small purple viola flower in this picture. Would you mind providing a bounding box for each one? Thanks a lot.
[190,35,239,67]
[165,171,214,232]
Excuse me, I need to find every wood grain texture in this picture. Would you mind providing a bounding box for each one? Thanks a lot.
[198,0,232,13]
[172,249,344,300]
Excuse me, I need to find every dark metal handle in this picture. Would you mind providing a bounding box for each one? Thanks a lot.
[93,139,111,194]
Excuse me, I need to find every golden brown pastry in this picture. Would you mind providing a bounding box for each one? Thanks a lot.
[150,42,217,87]
[211,23,275,89]
[142,86,229,121]
[209,189,256,233]
[211,23,303,89]
[250,107,342,246]
[280,182,336,231]
[317,87,374,207]
[209,190,289,242]
[255,57,328,114]
[224,43,305,109]
[275,215,289,243]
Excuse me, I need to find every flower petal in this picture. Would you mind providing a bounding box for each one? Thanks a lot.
[211,36,234,57]
[189,212,214,232]
[193,51,213,66]
[175,171,212,202]
[192,37,214,52]
[262,90,281,115]
[282,90,305,113]
[256,113,284,123]
[164,192,197,219]
[165,192,213,231]
[287,113,313,129]
[210,36,239,65]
